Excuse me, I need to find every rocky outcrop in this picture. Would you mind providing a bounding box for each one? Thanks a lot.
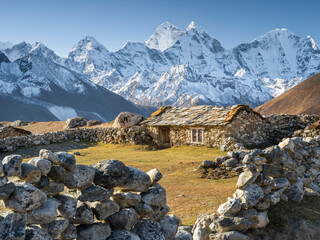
[65,117,88,129]
[0,149,180,239]
[112,112,143,129]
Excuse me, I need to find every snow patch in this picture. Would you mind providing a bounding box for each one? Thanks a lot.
[235,68,246,77]
[48,106,77,121]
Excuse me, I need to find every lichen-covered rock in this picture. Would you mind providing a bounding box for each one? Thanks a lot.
[233,184,264,209]
[141,183,166,207]
[25,225,53,240]
[149,205,170,221]
[159,215,181,240]
[55,152,76,171]
[5,182,47,212]
[40,182,64,196]
[0,182,15,200]
[217,198,241,217]
[213,216,252,233]
[47,165,66,182]
[63,164,95,189]
[109,230,141,240]
[134,219,165,240]
[0,211,27,240]
[113,112,143,129]
[77,223,111,240]
[54,194,78,219]
[69,202,94,225]
[27,198,59,224]
[175,226,193,240]
[2,154,22,176]
[89,200,120,220]
[39,149,60,164]
[112,191,141,208]
[135,202,153,218]
[147,168,163,184]
[65,117,88,129]
[120,166,151,192]
[209,231,250,240]
[236,165,259,189]
[0,176,7,187]
[78,184,113,202]
[60,223,77,240]
[28,157,52,176]
[92,159,130,188]
[20,163,41,183]
[41,217,69,239]
[107,208,139,230]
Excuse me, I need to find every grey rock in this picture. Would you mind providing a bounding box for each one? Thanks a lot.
[47,165,66,182]
[0,176,7,187]
[141,183,166,206]
[119,166,151,192]
[5,182,47,212]
[254,174,273,186]
[77,222,111,240]
[135,202,153,218]
[55,152,76,171]
[255,195,270,211]
[112,112,143,129]
[193,227,210,240]
[107,208,139,230]
[28,157,52,176]
[217,198,241,217]
[147,168,163,184]
[0,211,27,240]
[25,225,53,240]
[216,156,229,165]
[60,223,77,240]
[54,194,78,219]
[109,230,141,240]
[40,182,64,196]
[233,184,264,209]
[222,158,238,168]
[33,176,52,190]
[39,149,60,164]
[262,164,284,178]
[10,120,29,127]
[0,182,15,200]
[159,214,181,240]
[284,189,303,202]
[199,161,218,170]
[87,120,102,126]
[63,164,95,189]
[2,154,22,176]
[92,159,130,188]
[41,217,69,239]
[175,227,192,240]
[65,116,88,129]
[236,164,259,189]
[89,199,120,220]
[78,184,113,202]
[27,198,59,224]
[273,177,290,190]
[20,163,41,183]
[134,219,165,240]
[112,191,141,208]
[149,205,170,221]
[210,231,249,240]
[213,216,252,233]
[69,202,94,224]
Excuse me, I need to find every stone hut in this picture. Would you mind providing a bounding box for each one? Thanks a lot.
[141,105,267,149]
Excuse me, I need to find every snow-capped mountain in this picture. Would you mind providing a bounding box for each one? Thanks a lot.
[1,21,320,119]
[0,42,148,121]
[64,21,320,108]
[0,41,13,50]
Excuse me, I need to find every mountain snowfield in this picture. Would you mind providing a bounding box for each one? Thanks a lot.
[0,21,320,120]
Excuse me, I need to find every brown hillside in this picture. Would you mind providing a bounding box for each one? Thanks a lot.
[255,72,320,115]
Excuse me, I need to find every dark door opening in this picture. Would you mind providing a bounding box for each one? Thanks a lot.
[158,127,171,148]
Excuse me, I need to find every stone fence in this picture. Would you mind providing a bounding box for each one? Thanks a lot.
[0,149,191,240]
[192,136,320,240]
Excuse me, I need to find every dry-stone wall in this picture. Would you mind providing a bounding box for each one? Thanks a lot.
[0,126,153,153]
[193,136,320,240]
[0,149,188,240]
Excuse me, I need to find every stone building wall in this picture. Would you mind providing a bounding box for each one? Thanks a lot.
[192,136,320,240]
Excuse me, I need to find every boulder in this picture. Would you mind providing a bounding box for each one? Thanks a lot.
[107,208,139,230]
[25,225,53,240]
[27,198,59,224]
[2,154,23,176]
[47,165,66,182]
[141,183,166,206]
[77,223,111,240]
[175,226,193,240]
[193,227,210,240]
[20,163,41,183]
[210,231,250,240]
[255,196,270,211]
[149,205,170,221]
[28,157,52,175]
[78,184,113,202]
[92,159,130,188]
[135,202,153,218]
[233,184,264,209]
[236,165,259,189]
[0,182,15,200]
[133,219,165,240]
[63,164,95,189]
[272,177,290,190]
[112,191,142,208]
[109,230,141,240]
[5,182,47,212]
[60,223,77,240]
[199,161,218,169]
[41,217,69,239]
[40,182,64,196]
[87,120,103,126]
[0,176,7,187]
[222,158,238,168]
[39,149,60,164]
[113,112,143,129]
[54,194,78,219]
[0,211,27,240]
[262,164,284,178]
[65,117,88,129]
[10,120,29,127]
[147,168,163,184]
[119,166,151,192]
[89,200,120,220]
[213,216,252,233]
[159,214,181,240]
[69,202,94,225]
[55,152,76,171]
[217,198,241,217]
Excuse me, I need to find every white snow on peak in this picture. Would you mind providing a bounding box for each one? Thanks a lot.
[235,68,246,77]
[306,36,318,50]
[0,41,13,50]
[186,21,197,31]
[146,21,184,52]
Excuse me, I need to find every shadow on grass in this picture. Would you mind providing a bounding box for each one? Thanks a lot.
[0,141,96,159]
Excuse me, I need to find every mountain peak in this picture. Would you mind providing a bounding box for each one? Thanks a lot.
[146,21,184,52]
[0,41,14,50]
[186,21,197,31]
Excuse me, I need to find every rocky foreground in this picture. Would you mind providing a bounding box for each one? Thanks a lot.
[0,149,191,240]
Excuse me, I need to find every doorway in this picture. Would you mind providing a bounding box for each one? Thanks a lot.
[158,127,171,148]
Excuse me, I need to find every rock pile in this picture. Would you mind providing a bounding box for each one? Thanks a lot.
[113,112,143,129]
[193,136,320,240]
[0,149,183,240]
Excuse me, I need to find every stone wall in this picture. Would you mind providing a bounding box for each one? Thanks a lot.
[0,126,153,153]
[0,149,188,240]
[192,136,320,240]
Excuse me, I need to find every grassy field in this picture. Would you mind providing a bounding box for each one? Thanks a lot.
[1,142,238,225]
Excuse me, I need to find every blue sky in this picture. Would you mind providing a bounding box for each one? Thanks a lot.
[1,0,319,56]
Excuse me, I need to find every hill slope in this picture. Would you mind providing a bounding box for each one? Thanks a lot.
[255,72,320,115]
